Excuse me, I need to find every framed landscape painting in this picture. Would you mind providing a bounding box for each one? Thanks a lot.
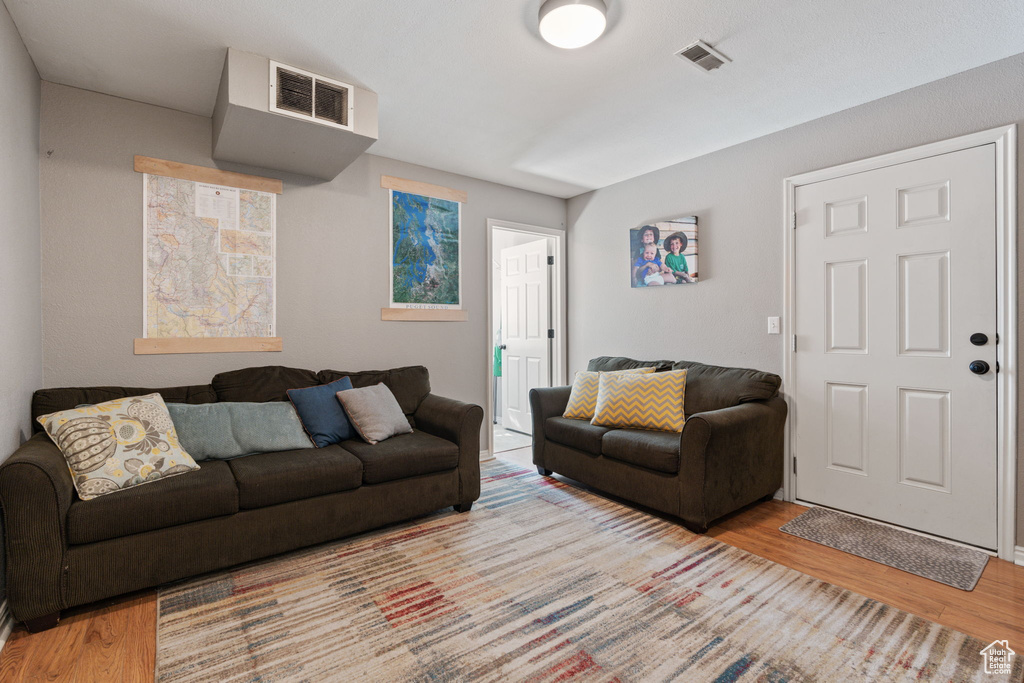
[629,216,698,288]
[389,190,462,309]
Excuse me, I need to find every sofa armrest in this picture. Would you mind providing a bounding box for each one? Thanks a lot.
[529,386,572,469]
[414,394,484,505]
[0,432,75,621]
[677,397,787,529]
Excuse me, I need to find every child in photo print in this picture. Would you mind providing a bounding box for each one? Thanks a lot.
[630,217,698,287]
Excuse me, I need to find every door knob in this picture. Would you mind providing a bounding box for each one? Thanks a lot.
[969,360,990,375]
[498,344,507,350]
[970,333,989,346]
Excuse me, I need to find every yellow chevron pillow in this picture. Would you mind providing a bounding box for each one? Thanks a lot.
[562,367,656,420]
[591,369,688,432]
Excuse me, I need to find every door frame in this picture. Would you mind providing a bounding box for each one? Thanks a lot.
[485,219,568,458]
[782,125,1017,561]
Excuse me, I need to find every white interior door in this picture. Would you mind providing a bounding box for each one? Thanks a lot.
[794,143,998,549]
[501,239,550,433]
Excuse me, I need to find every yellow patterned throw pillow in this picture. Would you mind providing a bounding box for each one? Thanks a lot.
[562,367,657,420]
[591,369,688,432]
[37,393,200,500]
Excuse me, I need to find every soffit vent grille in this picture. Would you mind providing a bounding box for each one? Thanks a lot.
[276,68,313,116]
[314,81,349,127]
[269,61,354,131]
[676,40,731,72]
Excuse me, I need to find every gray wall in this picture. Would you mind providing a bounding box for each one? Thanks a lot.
[39,82,566,445]
[0,3,41,603]
[0,6,41,456]
[566,52,1024,545]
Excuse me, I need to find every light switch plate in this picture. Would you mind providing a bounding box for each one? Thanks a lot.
[768,316,781,335]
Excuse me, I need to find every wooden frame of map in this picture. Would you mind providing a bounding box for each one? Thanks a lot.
[382,175,468,322]
[134,156,283,354]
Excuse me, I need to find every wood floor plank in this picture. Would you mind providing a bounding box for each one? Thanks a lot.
[0,492,1021,679]
[16,608,92,682]
[122,592,157,682]
[71,596,134,683]
[0,628,32,681]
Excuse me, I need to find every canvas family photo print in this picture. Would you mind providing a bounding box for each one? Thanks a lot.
[630,216,698,287]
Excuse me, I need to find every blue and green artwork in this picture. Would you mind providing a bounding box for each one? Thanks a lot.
[390,190,461,307]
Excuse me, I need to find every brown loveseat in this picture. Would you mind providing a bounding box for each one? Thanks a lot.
[0,365,482,631]
[530,356,786,533]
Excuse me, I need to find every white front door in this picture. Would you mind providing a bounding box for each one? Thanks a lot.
[794,143,998,548]
[501,239,551,433]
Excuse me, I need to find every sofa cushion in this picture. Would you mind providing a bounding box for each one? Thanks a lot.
[287,377,356,447]
[317,365,431,416]
[591,370,687,432]
[601,429,681,474]
[670,361,781,414]
[336,383,413,445]
[167,401,313,459]
[587,356,674,373]
[32,384,217,432]
[228,445,363,509]
[67,460,237,545]
[563,367,657,420]
[37,393,202,501]
[545,417,610,455]
[212,366,320,402]
[341,430,458,485]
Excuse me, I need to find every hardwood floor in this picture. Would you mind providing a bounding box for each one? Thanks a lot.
[0,592,154,682]
[0,454,1020,680]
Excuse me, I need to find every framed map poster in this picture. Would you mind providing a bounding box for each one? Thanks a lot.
[389,189,462,309]
[134,156,282,354]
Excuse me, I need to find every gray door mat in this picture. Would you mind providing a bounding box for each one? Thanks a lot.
[780,506,989,591]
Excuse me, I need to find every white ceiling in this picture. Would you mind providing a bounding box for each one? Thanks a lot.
[7,0,1024,198]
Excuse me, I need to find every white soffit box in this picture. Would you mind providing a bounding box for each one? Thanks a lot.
[213,49,378,181]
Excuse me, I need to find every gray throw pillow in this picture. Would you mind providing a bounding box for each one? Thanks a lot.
[166,402,314,460]
[335,383,412,445]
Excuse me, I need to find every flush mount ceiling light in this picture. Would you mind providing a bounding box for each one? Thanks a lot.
[539,0,607,49]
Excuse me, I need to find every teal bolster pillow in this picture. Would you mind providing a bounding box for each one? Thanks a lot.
[166,402,314,460]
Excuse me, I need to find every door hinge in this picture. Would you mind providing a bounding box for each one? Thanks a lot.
[792,458,797,474]
[792,335,797,352]
[547,329,555,339]
[547,255,554,266]
[792,212,797,229]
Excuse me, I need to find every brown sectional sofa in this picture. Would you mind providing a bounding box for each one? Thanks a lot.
[530,356,787,533]
[0,365,482,631]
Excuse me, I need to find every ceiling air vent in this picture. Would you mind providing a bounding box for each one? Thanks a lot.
[676,40,731,72]
[269,61,353,130]
[314,81,349,127]
[275,68,313,116]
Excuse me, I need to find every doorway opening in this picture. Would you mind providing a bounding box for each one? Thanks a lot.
[486,220,567,464]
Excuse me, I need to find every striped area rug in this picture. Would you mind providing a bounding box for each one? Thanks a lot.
[156,461,1021,681]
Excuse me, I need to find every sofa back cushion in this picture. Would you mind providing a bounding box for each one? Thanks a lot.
[585,357,781,415]
[670,361,781,414]
[587,356,674,373]
[316,365,431,416]
[32,384,217,432]
[212,366,320,402]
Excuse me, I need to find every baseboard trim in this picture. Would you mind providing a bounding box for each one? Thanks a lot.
[1015,546,1024,567]
[0,600,14,652]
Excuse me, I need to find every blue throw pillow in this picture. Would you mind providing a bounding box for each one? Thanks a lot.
[287,377,355,447]
[166,402,314,460]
